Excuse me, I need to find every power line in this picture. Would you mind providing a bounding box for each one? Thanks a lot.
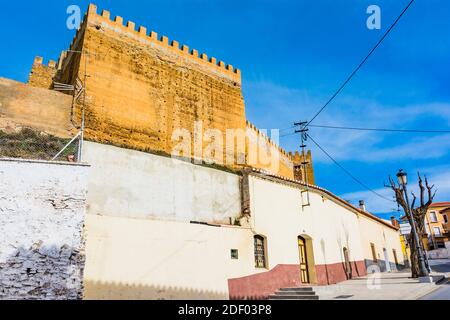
[281,132,297,138]
[307,0,416,127]
[306,133,395,203]
[308,124,450,134]
[280,125,296,132]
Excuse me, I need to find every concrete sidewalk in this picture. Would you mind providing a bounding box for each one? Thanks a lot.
[313,271,444,300]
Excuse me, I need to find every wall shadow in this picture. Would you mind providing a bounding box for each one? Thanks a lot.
[84,280,228,300]
[0,244,84,300]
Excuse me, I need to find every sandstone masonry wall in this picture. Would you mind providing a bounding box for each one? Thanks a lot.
[0,159,89,300]
[246,121,294,179]
[28,57,58,89]
[65,4,246,162]
[291,150,315,185]
[0,77,75,138]
[24,3,312,180]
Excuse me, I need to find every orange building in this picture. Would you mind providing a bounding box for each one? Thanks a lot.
[424,202,450,250]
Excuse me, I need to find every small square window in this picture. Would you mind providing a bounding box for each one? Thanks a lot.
[231,249,239,260]
[430,211,438,223]
[433,227,442,236]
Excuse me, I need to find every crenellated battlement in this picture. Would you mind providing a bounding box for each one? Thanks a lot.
[246,120,292,160]
[28,56,58,89]
[85,4,241,84]
[288,150,315,185]
[67,20,86,52]
[22,3,306,181]
[289,150,313,161]
[32,56,57,69]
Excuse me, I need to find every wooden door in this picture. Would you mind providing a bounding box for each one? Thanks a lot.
[298,237,310,284]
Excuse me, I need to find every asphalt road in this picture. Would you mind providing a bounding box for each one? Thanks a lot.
[420,279,450,300]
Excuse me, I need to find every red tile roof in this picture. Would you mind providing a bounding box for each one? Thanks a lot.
[430,202,450,208]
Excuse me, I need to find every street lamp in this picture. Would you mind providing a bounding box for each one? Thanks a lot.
[396,169,429,277]
[396,169,408,185]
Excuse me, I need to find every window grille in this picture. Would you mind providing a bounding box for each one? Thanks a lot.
[254,235,266,268]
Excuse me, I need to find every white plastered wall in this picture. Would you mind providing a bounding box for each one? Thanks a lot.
[84,215,255,300]
[248,175,365,268]
[358,214,404,268]
[82,141,241,224]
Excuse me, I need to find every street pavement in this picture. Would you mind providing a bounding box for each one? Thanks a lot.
[314,259,450,300]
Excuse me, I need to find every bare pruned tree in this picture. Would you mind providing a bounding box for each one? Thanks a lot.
[387,173,436,278]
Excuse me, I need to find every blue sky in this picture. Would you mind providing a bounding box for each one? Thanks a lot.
[0,0,449,218]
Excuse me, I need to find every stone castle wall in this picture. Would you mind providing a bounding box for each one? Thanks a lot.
[246,121,294,179]
[292,150,315,185]
[64,4,246,162]
[19,3,315,182]
[28,57,58,90]
[0,77,75,138]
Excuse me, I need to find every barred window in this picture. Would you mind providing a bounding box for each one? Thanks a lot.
[254,235,267,268]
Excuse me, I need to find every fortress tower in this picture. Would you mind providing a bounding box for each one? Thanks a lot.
[27,3,314,183]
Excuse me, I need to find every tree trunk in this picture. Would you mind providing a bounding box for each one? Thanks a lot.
[388,173,436,279]
[409,235,420,278]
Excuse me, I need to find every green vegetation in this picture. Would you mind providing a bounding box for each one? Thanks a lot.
[0,128,78,161]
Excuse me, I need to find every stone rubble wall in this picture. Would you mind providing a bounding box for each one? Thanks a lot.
[0,158,89,300]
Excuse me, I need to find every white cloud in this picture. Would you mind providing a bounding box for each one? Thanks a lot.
[244,81,450,164]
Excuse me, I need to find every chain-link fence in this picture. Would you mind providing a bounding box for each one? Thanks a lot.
[0,128,81,162]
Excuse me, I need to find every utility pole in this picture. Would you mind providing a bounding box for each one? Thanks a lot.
[294,121,311,208]
[79,50,88,162]
[64,49,91,162]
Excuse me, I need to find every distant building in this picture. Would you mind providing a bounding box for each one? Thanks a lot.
[424,203,450,250]
[400,202,450,252]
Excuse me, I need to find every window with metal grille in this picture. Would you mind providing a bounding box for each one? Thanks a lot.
[254,235,267,269]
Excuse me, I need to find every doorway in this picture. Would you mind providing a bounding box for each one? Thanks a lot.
[298,236,310,284]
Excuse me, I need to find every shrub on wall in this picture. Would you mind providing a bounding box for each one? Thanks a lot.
[0,128,77,161]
